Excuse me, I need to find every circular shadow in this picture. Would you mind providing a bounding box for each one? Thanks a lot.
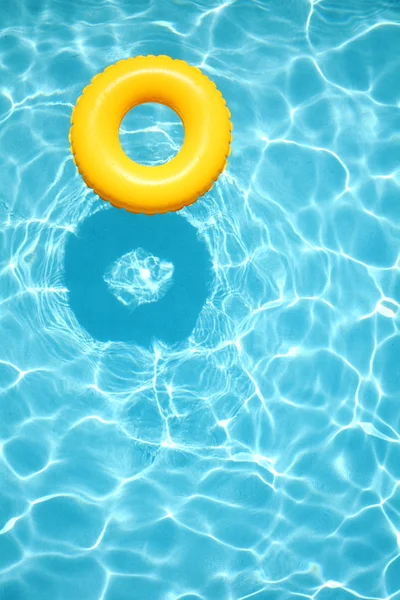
[64,208,212,347]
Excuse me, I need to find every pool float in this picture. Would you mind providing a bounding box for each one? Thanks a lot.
[69,55,232,215]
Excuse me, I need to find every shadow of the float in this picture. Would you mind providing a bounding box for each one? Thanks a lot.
[64,207,212,347]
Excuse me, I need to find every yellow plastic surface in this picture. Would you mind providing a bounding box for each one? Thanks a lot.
[69,55,232,215]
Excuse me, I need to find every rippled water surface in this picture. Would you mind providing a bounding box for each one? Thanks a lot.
[1,0,400,598]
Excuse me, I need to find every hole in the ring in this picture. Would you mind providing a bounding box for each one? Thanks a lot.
[119,102,184,166]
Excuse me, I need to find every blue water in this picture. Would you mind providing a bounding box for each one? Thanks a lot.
[1,0,400,598]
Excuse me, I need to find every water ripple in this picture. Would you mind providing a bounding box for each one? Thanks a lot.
[1,0,400,598]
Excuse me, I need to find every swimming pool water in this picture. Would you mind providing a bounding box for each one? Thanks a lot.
[1,0,400,598]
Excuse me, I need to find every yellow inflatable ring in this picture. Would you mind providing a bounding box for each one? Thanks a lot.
[69,55,232,215]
